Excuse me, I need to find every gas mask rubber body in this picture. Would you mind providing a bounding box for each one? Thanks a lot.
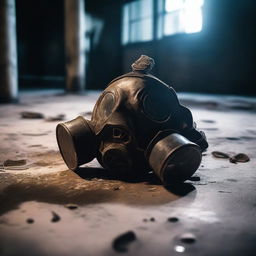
[56,55,208,184]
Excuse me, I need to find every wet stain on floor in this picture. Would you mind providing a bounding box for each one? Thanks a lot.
[0,170,183,215]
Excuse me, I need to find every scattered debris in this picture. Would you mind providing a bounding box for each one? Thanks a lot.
[212,151,230,159]
[201,120,216,123]
[22,132,49,136]
[20,111,44,119]
[188,176,200,181]
[180,233,196,244]
[65,204,78,210]
[79,111,93,117]
[194,182,208,186]
[0,159,29,171]
[218,190,232,193]
[227,179,237,182]
[28,144,42,148]
[201,128,218,131]
[168,217,179,222]
[51,211,61,222]
[26,218,34,224]
[229,153,250,163]
[112,231,136,253]
[4,159,27,166]
[45,114,65,122]
[225,137,240,141]
[212,151,250,164]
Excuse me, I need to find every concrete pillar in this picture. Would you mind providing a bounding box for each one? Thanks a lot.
[0,0,18,103]
[64,0,86,92]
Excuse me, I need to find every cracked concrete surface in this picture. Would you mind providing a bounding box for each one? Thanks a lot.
[0,91,256,256]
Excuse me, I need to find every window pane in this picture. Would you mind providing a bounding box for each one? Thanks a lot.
[165,0,184,12]
[164,12,184,36]
[141,17,153,41]
[122,0,153,44]
[183,0,204,33]
[182,8,203,33]
[130,1,141,20]
[141,0,153,18]
[122,5,130,44]
[130,0,153,20]
[130,18,153,42]
[162,0,204,36]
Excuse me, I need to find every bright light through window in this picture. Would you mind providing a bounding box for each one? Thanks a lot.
[122,0,204,45]
[165,0,204,34]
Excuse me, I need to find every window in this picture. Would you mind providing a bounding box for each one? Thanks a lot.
[122,0,204,45]
[122,0,153,45]
[158,0,204,38]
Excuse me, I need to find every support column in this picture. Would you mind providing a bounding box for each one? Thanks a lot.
[0,0,18,103]
[64,0,86,92]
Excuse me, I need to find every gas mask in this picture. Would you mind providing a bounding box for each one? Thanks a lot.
[56,55,208,184]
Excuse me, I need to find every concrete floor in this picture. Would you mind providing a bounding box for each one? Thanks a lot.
[0,91,256,256]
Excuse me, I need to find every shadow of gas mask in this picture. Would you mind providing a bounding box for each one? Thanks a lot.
[56,55,208,185]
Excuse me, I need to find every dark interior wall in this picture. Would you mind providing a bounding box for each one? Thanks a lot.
[16,0,256,94]
[16,0,122,90]
[123,0,256,95]
[16,0,65,88]
[86,0,122,89]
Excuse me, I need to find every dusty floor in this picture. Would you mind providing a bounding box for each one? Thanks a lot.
[0,91,256,256]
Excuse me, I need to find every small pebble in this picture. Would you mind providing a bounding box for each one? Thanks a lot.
[229,153,250,163]
[20,111,44,119]
[212,151,230,159]
[45,114,65,122]
[51,211,61,223]
[3,159,27,167]
[168,217,179,222]
[65,204,78,210]
[150,217,155,222]
[188,176,200,181]
[201,119,216,123]
[26,218,34,224]
[112,231,136,252]
[180,233,196,244]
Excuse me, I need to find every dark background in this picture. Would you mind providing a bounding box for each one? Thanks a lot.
[16,0,256,94]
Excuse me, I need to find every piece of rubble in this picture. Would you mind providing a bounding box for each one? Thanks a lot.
[112,231,136,252]
[180,233,196,244]
[212,151,230,159]
[201,119,216,123]
[20,111,44,119]
[168,217,179,222]
[229,153,250,163]
[45,114,65,122]
[65,204,78,210]
[51,211,61,222]
[3,159,27,166]
[26,218,34,224]
[188,176,201,181]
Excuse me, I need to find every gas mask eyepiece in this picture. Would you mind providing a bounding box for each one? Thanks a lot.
[56,55,208,183]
